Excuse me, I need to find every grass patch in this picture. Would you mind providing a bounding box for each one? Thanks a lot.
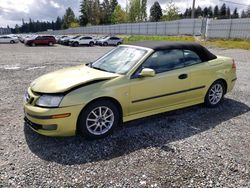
[201,39,250,50]
[121,35,195,43]
[119,35,250,50]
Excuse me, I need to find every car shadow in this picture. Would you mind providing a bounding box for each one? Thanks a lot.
[24,98,250,165]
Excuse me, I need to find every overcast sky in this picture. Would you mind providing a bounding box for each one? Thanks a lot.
[0,0,250,27]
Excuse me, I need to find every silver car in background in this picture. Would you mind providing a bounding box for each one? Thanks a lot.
[0,35,19,44]
[96,36,123,46]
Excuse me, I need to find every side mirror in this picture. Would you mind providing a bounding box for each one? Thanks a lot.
[139,68,155,77]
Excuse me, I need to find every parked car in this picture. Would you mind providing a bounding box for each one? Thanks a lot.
[96,36,123,46]
[62,35,81,46]
[25,35,56,46]
[70,36,95,47]
[57,35,68,44]
[0,35,19,43]
[24,42,236,138]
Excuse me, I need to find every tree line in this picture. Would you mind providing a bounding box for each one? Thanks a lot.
[12,0,250,33]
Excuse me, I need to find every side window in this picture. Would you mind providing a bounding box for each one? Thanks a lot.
[184,50,202,66]
[142,50,184,74]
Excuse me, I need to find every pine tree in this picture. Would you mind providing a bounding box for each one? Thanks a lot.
[79,0,89,26]
[202,7,208,17]
[101,0,111,24]
[207,6,213,18]
[150,1,163,22]
[195,6,202,18]
[247,5,250,18]
[55,16,62,30]
[219,3,227,19]
[232,8,239,19]
[226,7,231,18]
[241,10,247,18]
[214,5,219,18]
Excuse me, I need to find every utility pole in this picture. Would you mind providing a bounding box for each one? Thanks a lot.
[191,0,196,18]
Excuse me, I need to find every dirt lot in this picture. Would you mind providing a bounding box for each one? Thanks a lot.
[0,43,249,187]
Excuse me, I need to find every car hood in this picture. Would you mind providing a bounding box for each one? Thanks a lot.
[30,65,119,93]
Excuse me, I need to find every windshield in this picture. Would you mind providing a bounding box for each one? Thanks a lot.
[91,46,148,74]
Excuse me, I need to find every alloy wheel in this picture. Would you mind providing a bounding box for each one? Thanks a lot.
[86,106,114,136]
[208,83,223,105]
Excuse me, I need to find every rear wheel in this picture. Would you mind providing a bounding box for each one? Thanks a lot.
[205,80,226,107]
[103,42,108,46]
[10,40,15,44]
[73,42,79,47]
[48,42,53,46]
[78,100,120,139]
[117,42,121,46]
[31,42,36,47]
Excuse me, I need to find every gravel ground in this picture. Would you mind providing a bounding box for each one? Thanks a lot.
[0,43,249,187]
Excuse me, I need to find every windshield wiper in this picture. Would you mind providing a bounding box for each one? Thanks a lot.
[91,66,107,72]
[91,66,116,73]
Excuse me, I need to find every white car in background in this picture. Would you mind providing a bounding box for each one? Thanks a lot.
[70,36,95,47]
[0,35,19,44]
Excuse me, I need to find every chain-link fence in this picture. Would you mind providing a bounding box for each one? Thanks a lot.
[39,18,250,39]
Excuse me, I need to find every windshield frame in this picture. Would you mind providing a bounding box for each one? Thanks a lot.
[91,45,151,75]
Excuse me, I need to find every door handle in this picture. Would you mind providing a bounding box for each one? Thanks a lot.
[178,74,188,79]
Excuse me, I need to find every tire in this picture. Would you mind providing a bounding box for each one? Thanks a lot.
[31,43,36,47]
[89,41,94,47]
[78,100,120,139]
[48,42,53,46]
[10,40,15,44]
[73,42,79,47]
[205,80,226,108]
[117,42,121,46]
[103,42,108,46]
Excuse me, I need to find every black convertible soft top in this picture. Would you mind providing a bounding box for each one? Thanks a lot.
[131,41,217,62]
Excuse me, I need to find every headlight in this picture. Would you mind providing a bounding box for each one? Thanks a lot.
[36,94,64,107]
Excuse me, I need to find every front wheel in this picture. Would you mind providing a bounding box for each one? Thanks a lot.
[10,40,15,44]
[78,100,120,139]
[205,80,226,107]
[89,41,94,47]
[48,42,53,46]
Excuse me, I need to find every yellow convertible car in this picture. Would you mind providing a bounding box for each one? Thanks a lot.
[24,42,237,138]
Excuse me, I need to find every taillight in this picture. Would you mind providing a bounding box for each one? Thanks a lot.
[232,59,236,69]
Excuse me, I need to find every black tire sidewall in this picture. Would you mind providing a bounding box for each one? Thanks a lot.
[205,80,226,108]
[78,100,120,139]
[10,40,14,44]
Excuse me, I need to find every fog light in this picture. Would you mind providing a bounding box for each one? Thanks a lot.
[42,124,57,130]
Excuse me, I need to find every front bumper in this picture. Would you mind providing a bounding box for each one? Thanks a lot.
[24,103,84,136]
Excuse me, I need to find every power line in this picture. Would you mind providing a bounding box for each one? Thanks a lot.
[219,0,249,7]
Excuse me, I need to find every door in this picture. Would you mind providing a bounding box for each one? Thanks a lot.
[182,50,212,101]
[129,49,191,115]
[80,37,88,45]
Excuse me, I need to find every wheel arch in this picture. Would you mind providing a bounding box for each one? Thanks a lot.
[213,78,228,93]
[76,96,123,132]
